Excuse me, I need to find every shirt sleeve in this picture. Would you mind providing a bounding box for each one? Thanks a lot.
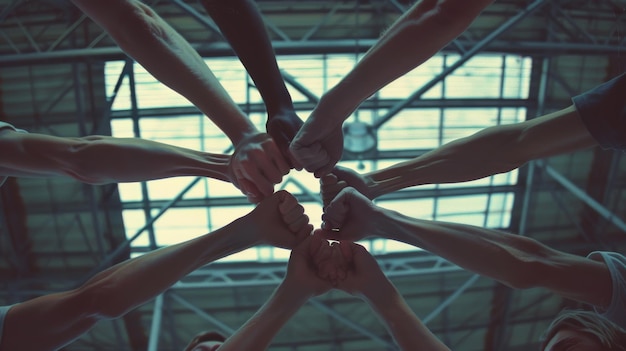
[0,305,14,347]
[588,251,626,329]
[0,121,27,187]
[572,73,626,152]
[0,121,17,132]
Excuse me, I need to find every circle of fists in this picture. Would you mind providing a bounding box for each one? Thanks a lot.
[261,170,386,297]
[286,231,385,298]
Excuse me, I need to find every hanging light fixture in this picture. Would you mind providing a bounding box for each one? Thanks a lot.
[343,121,377,154]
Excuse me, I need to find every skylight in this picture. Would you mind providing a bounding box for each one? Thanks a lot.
[105,53,530,262]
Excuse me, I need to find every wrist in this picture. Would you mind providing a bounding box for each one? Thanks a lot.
[315,88,359,127]
[280,277,315,302]
[364,172,384,199]
[230,127,262,147]
[186,150,232,182]
[362,278,398,309]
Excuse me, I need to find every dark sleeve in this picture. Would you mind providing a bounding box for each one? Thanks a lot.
[572,72,626,152]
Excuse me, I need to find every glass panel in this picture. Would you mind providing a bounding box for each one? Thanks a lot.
[106,52,527,261]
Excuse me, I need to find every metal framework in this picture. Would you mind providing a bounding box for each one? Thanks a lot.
[1,0,625,350]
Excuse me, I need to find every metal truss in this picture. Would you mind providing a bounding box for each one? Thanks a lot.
[174,253,463,290]
[0,0,625,65]
[2,0,626,349]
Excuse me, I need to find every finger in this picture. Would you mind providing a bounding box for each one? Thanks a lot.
[287,149,303,171]
[309,230,325,257]
[317,228,341,241]
[294,224,313,246]
[278,192,299,213]
[313,240,333,268]
[314,162,336,178]
[328,244,343,281]
[321,181,348,208]
[339,240,354,262]
[238,178,265,202]
[239,165,274,197]
[288,214,310,233]
[253,153,284,186]
[291,142,330,175]
[264,139,291,177]
[320,173,338,186]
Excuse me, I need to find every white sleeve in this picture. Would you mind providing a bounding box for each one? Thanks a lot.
[0,121,27,187]
[588,251,626,329]
[0,305,14,347]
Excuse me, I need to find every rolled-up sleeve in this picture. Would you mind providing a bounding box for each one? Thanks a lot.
[572,73,626,152]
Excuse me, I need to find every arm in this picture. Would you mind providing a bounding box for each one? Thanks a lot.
[322,187,613,310]
[336,242,450,351]
[70,0,255,144]
[322,105,597,200]
[0,190,309,351]
[217,234,331,351]
[0,131,232,184]
[290,0,494,175]
[200,0,304,167]
[70,0,290,200]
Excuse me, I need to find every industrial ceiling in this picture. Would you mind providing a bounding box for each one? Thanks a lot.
[1,0,625,350]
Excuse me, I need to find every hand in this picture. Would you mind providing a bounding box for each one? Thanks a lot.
[246,190,312,249]
[289,116,344,178]
[320,173,347,209]
[229,133,291,203]
[335,242,391,300]
[266,109,304,170]
[285,234,335,296]
[309,234,351,286]
[320,187,380,242]
[330,166,375,200]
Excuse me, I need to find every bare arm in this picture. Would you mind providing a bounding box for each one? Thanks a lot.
[337,242,450,351]
[70,0,256,144]
[323,105,598,200]
[217,234,330,351]
[0,191,309,351]
[200,0,303,167]
[322,187,613,310]
[70,0,291,200]
[290,0,494,175]
[0,130,232,184]
[317,0,494,122]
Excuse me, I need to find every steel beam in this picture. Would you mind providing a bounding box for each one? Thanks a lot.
[3,38,626,66]
[539,161,626,232]
[423,274,480,324]
[76,177,202,287]
[148,294,164,351]
[170,292,236,336]
[373,0,549,129]
[308,298,397,350]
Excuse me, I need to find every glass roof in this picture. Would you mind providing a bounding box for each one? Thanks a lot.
[105,52,530,262]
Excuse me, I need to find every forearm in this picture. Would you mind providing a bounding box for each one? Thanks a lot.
[377,208,611,308]
[68,136,232,184]
[218,279,309,350]
[377,208,546,290]
[364,279,449,351]
[0,133,232,184]
[72,0,257,144]
[81,216,258,319]
[364,105,596,197]
[365,124,526,198]
[201,0,293,115]
[317,0,492,124]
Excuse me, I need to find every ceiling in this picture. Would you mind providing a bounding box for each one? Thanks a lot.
[1,0,626,350]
